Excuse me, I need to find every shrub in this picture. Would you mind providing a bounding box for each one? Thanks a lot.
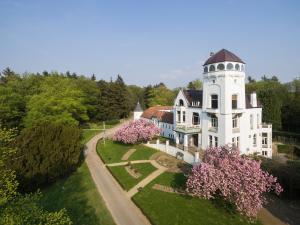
[186,146,283,218]
[11,122,82,192]
[113,119,160,144]
[105,119,119,125]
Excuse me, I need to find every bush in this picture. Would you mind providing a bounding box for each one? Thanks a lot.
[277,144,293,154]
[105,119,119,125]
[186,146,283,218]
[113,119,160,144]
[261,159,300,199]
[11,122,82,192]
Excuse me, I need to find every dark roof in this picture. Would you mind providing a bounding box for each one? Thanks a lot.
[183,90,203,107]
[134,102,143,112]
[245,95,262,108]
[203,49,245,66]
[141,106,174,124]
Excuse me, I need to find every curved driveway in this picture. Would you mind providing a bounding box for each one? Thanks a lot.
[85,122,151,225]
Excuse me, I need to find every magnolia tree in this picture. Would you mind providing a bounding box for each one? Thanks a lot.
[113,119,160,144]
[186,146,283,218]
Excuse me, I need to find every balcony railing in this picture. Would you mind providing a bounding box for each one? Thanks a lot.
[260,123,272,129]
[232,127,240,133]
[174,124,201,134]
[208,127,218,133]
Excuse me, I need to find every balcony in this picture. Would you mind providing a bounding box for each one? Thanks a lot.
[174,124,201,134]
[232,127,240,133]
[204,108,219,114]
[208,127,218,133]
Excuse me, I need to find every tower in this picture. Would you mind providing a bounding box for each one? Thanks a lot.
[134,101,143,120]
[201,49,246,148]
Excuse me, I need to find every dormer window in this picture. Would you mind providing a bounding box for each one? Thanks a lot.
[179,99,184,106]
[217,63,225,70]
[235,64,240,71]
[209,65,215,72]
[226,63,233,70]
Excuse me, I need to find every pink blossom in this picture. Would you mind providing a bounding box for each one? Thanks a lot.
[186,145,283,218]
[113,119,160,144]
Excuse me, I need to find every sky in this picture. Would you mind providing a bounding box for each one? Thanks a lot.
[0,0,299,88]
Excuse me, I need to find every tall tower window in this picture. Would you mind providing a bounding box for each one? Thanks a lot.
[217,63,225,70]
[211,94,218,109]
[204,66,208,73]
[232,94,238,109]
[209,65,215,72]
[226,63,233,70]
[235,64,240,71]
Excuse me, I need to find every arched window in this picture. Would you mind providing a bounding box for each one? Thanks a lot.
[209,65,215,72]
[235,64,240,71]
[232,94,238,109]
[211,94,218,109]
[226,63,233,70]
[179,99,184,106]
[204,66,208,73]
[217,63,225,70]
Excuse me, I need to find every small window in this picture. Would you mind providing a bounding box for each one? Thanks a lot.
[211,114,218,128]
[227,63,233,70]
[204,66,208,73]
[209,65,215,72]
[232,115,238,128]
[232,94,238,109]
[250,114,253,129]
[212,80,215,83]
[177,111,181,122]
[217,63,225,70]
[179,99,184,106]
[235,64,240,71]
[209,135,213,147]
[193,112,200,125]
[237,137,240,148]
[215,137,218,147]
[211,94,218,109]
[262,133,268,145]
[241,65,244,71]
[183,111,186,123]
[253,134,257,146]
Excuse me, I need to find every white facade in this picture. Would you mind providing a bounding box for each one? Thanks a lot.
[143,49,272,158]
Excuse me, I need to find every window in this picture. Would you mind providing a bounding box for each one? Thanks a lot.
[177,111,181,122]
[204,66,208,73]
[262,133,268,146]
[192,112,200,125]
[232,115,238,128]
[253,134,257,146]
[257,114,260,128]
[227,63,233,70]
[217,63,225,70]
[235,64,240,71]
[232,137,236,147]
[183,111,186,123]
[211,114,218,128]
[262,151,268,156]
[237,137,240,148]
[241,65,245,71]
[209,135,213,147]
[209,65,215,72]
[211,94,218,109]
[179,99,184,106]
[215,137,218,147]
[250,114,253,129]
[232,94,238,109]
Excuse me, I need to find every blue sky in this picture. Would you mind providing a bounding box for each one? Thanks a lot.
[0,0,299,88]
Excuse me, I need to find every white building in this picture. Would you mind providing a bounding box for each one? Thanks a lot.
[135,49,272,158]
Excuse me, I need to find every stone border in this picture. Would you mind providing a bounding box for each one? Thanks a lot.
[125,165,141,179]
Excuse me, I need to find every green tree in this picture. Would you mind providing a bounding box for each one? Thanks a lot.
[24,77,88,127]
[12,123,82,192]
[147,83,175,107]
[187,79,202,90]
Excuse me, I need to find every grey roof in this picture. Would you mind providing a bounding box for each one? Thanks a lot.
[183,90,203,107]
[134,101,143,112]
[203,49,245,66]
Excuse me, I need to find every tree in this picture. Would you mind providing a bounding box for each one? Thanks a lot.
[187,79,202,90]
[24,76,89,127]
[247,76,256,83]
[91,74,96,81]
[186,146,283,218]
[146,83,175,107]
[12,122,82,192]
[0,67,18,83]
[113,119,160,144]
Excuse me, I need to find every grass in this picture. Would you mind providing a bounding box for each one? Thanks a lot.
[108,163,157,190]
[97,139,158,164]
[133,172,261,225]
[277,144,294,154]
[40,163,115,225]
[81,129,101,144]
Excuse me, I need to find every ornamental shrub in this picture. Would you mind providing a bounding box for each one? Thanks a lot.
[186,146,283,218]
[113,119,160,144]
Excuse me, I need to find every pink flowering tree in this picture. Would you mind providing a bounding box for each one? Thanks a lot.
[186,146,283,218]
[113,119,160,144]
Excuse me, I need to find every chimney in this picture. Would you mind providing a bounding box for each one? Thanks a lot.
[210,52,214,56]
[250,92,257,107]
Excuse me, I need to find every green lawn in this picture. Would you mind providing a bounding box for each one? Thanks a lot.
[133,172,261,225]
[40,163,115,225]
[108,163,157,190]
[81,129,101,144]
[97,139,158,164]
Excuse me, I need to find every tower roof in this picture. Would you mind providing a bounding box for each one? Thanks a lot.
[134,101,143,112]
[203,49,245,66]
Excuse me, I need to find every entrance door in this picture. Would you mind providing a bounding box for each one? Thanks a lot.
[192,134,198,147]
